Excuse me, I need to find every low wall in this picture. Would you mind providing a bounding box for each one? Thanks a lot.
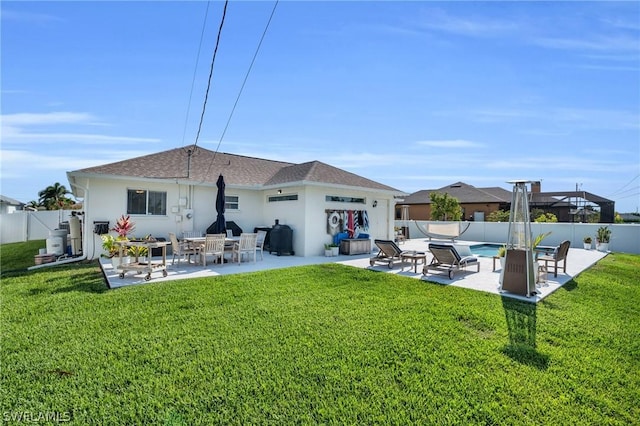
[400,221,640,255]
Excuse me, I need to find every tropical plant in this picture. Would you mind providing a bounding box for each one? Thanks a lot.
[112,215,135,237]
[596,226,611,244]
[101,235,129,258]
[532,231,552,249]
[37,182,74,210]
[497,245,506,257]
[583,236,592,244]
[429,192,462,221]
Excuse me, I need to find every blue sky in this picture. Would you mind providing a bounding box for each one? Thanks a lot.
[2,1,639,212]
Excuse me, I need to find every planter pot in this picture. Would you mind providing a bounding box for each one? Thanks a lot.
[324,249,332,257]
[111,256,131,270]
[596,242,609,252]
[583,242,591,250]
[331,247,339,256]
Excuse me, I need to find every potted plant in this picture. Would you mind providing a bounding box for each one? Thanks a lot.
[324,243,332,257]
[497,244,506,270]
[101,215,136,269]
[596,226,611,252]
[330,243,340,257]
[583,236,592,250]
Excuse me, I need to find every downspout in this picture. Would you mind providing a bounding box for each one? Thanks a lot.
[28,180,90,270]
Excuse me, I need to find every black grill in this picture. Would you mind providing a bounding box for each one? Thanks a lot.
[269,221,294,256]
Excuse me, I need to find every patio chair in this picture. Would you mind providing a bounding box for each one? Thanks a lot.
[255,230,267,260]
[182,231,203,239]
[537,240,570,277]
[423,243,479,279]
[200,233,226,267]
[370,239,409,269]
[169,232,199,265]
[231,233,258,264]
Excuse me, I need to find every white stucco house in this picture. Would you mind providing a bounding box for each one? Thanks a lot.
[0,195,25,214]
[67,146,405,259]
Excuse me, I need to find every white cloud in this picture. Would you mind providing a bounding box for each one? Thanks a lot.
[416,139,484,148]
[1,111,96,126]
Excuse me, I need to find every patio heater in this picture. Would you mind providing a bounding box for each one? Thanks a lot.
[500,180,536,297]
[400,205,410,239]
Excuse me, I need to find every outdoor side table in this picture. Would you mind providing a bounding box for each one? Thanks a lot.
[400,251,427,273]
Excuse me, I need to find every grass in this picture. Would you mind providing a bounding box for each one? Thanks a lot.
[1,242,639,424]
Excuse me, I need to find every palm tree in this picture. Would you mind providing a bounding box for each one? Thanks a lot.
[38,182,72,210]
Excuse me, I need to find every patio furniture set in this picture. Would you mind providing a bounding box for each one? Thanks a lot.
[169,231,267,267]
[369,238,569,283]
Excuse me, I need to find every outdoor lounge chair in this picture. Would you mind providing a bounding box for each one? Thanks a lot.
[423,243,479,279]
[537,240,570,277]
[370,239,408,269]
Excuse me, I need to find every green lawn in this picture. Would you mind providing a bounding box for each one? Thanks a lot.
[1,242,638,424]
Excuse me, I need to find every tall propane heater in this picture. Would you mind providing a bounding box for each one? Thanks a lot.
[500,180,536,297]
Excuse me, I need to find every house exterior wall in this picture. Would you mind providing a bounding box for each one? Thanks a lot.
[75,176,397,259]
[400,203,505,221]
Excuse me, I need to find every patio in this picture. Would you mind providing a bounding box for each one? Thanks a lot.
[100,238,608,302]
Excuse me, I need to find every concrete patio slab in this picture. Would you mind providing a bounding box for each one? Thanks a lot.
[100,238,608,302]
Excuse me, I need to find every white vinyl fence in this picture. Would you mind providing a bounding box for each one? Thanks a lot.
[399,221,640,255]
[0,211,76,244]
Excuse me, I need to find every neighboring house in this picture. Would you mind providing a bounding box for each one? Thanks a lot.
[398,182,512,221]
[398,181,615,223]
[0,195,25,214]
[67,146,404,259]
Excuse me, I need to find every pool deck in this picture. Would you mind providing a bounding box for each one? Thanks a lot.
[101,238,609,302]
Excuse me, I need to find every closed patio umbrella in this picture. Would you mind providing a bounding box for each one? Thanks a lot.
[213,174,226,234]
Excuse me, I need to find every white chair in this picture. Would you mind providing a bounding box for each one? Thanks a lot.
[169,232,199,265]
[200,233,226,266]
[182,231,203,239]
[232,233,258,264]
[255,230,267,260]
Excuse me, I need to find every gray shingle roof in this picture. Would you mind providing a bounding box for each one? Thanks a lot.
[402,182,511,204]
[72,146,400,192]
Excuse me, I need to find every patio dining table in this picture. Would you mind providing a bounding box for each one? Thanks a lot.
[184,236,240,264]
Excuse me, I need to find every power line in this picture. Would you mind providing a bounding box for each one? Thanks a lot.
[607,174,640,197]
[212,0,279,155]
[180,1,212,147]
[193,0,229,149]
[204,0,279,179]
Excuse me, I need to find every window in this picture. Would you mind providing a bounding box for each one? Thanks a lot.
[127,189,167,215]
[268,194,298,202]
[325,195,366,204]
[225,195,239,210]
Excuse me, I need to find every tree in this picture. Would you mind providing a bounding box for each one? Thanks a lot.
[534,212,558,223]
[38,182,73,210]
[429,192,462,221]
[487,209,510,222]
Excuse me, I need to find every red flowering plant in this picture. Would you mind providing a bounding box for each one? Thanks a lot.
[100,215,136,258]
[112,214,135,237]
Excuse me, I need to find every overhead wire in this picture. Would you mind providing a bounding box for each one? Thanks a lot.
[180,1,212,149]
[203,0,279,179]
[606,174,640,197]
[193,0,229,150]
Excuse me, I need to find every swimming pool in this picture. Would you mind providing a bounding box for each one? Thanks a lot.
[470,243,556,257]
[469,244,502,257]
